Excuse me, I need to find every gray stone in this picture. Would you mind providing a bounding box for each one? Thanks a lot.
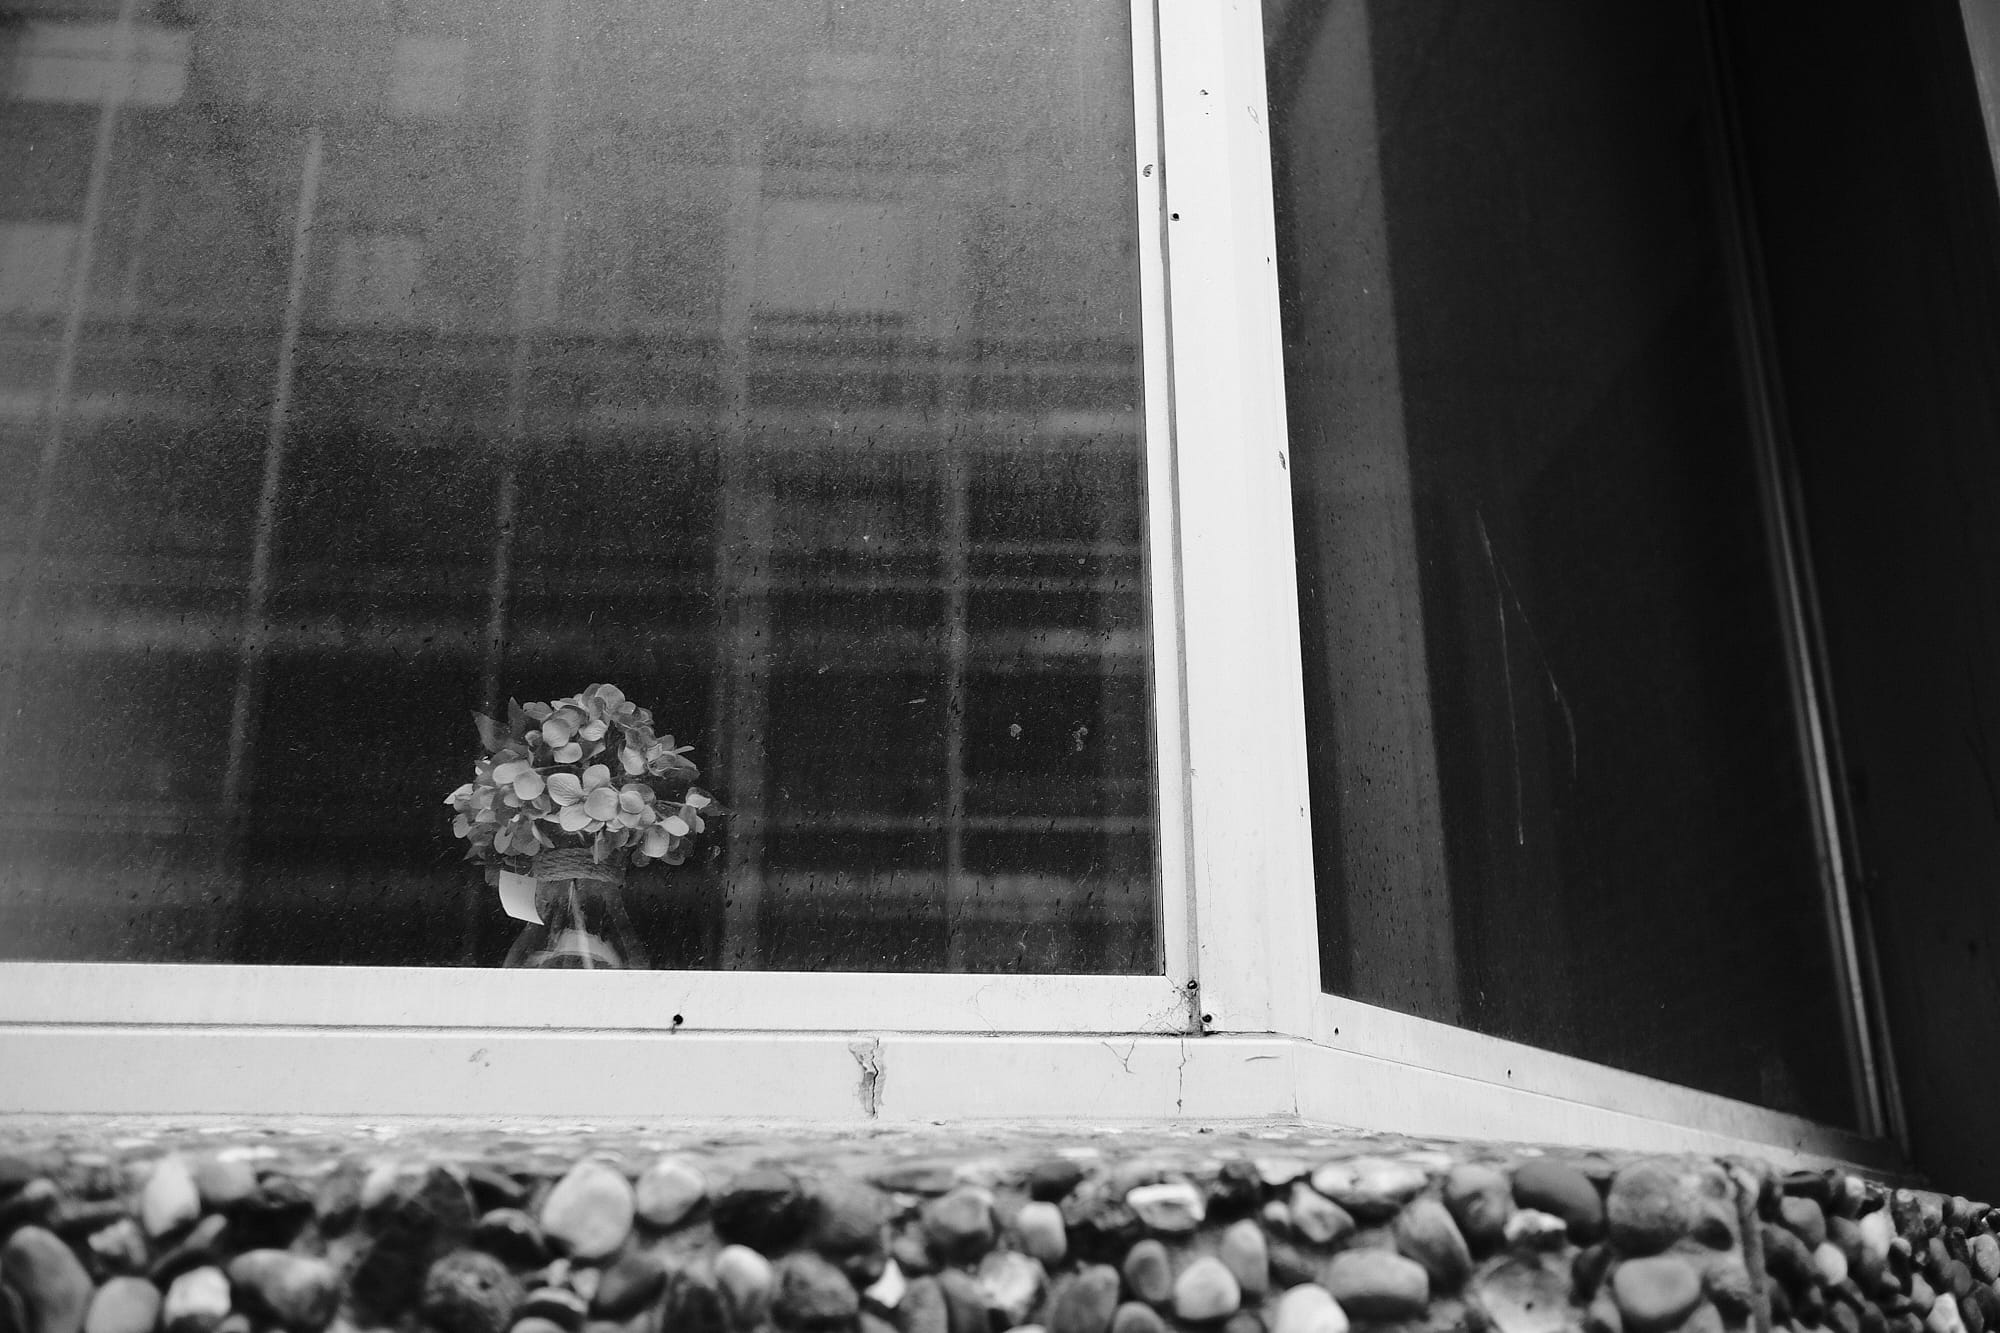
[1127,1183,1204,1235]
[592,1252,667,1321]
[633,1159,706,1231]
[1861,1212,1897,1269]
[716,1246,774,1329]
[1049,1267,1121,1333]
[1308,1160,1428,1222]
[1972,1238,2000,1286]
[1818,1243,1852,1287]
[921,1190,995,1265]
[870,1162,958,1197]
[1511,1161,1603,1243]
[350,1165,476,1318]
[976,1252,1045,1329]
[512,1320,573,1333]
[1470,1255,1573,1333]
[464,1167,530,1214]
[1896,1193,1946,1242]
[1698,1252,1757,1319]
[1934,1297,1972,1333]
[471,1210,548,1270]
[1172,1259,1241,1324]
[1027,1159,1088,1203]
[1320,1250,1428,1321]
[520,1289,589,1332]
[3,1226,93,1333]
[1271,1286,1348,1333]
[538,1161,634,1262]
[889,1226,934,1279]
[862,1258,906,1315]
[1783,1198,1830,1251]
[1015,1202,1067,1266]
[1122,1241,1172,1306]
[1257,1160,1311,1189]
[1606,1162,1695,1257]
[713,1171,812,1253]
[899,1277,948,1333]
[1585,1291,1623,1333]
[1445,1165,1515,1255]
[419,1250,526,1333]
[161,1269,229,1333]
[1267,1239,1321,1292]
[1761,1222,1817,1293]
[141,1161,201,1240]
[83,1280,159,1333]
[1220,1220,1270,1297]
[776,1253,859,1326]
[936,1270,985,1333]
[226,1252,341,1332]
[1110,1303,1166,1333]
[1503,1210,1570,1250]
[1288,1185,1355,1248]
[1393,1198,1471,1291]
[1610,1257,1702,1333]
[86,1221,148,1278]
[190,1158,259,1213]
[146,1216,227,1289]
[810,1178,892,1255]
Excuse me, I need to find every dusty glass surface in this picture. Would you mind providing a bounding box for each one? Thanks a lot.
[1272,3,1856,1122]
[0,0,1156,971]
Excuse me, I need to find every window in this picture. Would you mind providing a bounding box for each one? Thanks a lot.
[1272,2,1872,1130]
[0,0,1161,978]
[0,0,1952,1177]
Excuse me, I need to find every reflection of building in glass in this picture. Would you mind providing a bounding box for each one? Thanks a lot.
[0,0,1156,972]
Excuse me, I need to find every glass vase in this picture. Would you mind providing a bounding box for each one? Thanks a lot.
[503,851,651,969]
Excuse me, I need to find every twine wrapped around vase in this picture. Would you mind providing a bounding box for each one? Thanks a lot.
[529,847,627,885]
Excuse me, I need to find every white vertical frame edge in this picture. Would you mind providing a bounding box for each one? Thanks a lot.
[1131,0,1196,999]
[1155,0,1320,1036]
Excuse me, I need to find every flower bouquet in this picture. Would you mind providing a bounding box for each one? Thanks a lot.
[446,683,716,969]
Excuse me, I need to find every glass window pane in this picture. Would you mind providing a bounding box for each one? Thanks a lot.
[0,0,1157,973]
[1272,3,1857,1122]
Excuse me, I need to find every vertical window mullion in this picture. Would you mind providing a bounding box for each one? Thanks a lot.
[1154,0,1318,1037]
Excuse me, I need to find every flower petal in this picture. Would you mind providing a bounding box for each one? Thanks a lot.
[492,759,532,785]
[664,814,690,837]
[584,787,619,821]
[546,772,584,804]
[582,764,612,790]
[553,742,584,764]
[513,770,545,800]
[558,804,594,832]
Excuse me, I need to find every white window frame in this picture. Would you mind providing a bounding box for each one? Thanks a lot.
[0,0,1905,1178]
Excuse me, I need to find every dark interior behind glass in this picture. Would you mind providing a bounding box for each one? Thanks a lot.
[1272,1,1857,1124]
[0,0,1157,972]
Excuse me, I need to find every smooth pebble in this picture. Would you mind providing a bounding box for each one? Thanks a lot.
[1171,1258,1241,1324]
[538,1161,634,1262]
[633,1158,706,1230]
[141,1161,201,1240]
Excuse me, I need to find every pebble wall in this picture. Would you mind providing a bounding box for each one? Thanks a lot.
[0,1126,1981,1333]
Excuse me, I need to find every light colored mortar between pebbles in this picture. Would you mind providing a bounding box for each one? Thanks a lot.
[0,1123,1985,1333]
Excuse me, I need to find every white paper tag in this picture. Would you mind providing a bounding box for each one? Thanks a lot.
[496,870,542,923]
